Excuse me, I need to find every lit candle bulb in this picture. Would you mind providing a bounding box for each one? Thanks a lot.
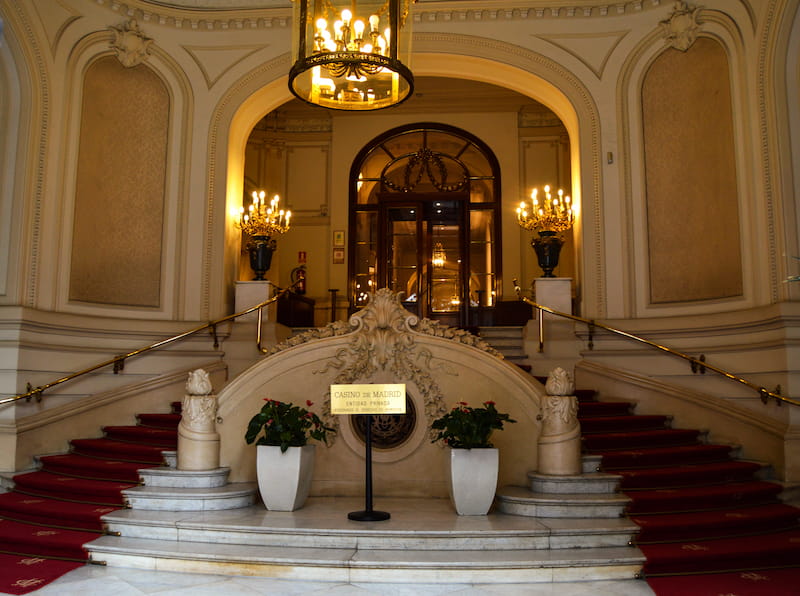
[341,9,352,25]
[369,14,379,32]
[354,19,365,39]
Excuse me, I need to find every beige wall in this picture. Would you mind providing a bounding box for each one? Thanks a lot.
[70,56,169,307]
[0,0,798,469]
[642,38,743,304]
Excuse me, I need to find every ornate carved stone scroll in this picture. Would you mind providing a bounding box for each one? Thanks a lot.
[538,367,581,475]
[660,1,701,52]
[268,289,503,443]
[178,369,220,470]
[109,20,153,68]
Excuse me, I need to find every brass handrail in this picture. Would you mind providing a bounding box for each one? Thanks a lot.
[1,282,300,407]
[513,280,797,407]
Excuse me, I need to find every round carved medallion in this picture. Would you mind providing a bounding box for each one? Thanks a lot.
[351,397,416,450]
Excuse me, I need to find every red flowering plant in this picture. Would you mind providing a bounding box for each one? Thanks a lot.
[430,401,516,449]
[245,398,335,453]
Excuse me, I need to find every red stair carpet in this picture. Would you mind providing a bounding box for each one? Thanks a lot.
[0,407,180,594]
[577,386,800,595]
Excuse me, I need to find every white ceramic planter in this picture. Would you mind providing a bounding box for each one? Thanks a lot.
[256,444,315,511]
[448,447,499,515]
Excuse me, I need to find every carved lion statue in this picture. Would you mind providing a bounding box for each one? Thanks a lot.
[186,368,213,396]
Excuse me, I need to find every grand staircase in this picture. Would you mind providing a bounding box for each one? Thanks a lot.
[1,325,798,592]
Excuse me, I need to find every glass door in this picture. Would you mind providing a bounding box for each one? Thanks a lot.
[382,199,466,326]
[385,205,422,316]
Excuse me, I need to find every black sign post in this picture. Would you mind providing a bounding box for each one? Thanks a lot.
[348,414,390,521]
[330,383,405,522]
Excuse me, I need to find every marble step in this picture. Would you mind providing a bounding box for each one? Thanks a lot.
[101,503,637,550]
[481,336,524,347]
[496,485,629,518]
[122,482,257,511]
[583,454,604,474]
[529,471,621,494]
[139,467,230,489]
[478,326,523,336]
[86,535,644,584]
[162,450,177,468]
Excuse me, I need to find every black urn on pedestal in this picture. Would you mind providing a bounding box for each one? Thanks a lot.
[531,231,564,278]
[247,235,277,280]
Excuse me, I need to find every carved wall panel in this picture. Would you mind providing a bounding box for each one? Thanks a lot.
[642,38,743,304]
[69,56,168,307]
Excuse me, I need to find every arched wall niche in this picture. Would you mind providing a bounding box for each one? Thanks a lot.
[0,16,22,303]
[642,37,743,305]
[0,5,46,310]
[770,0,800,302]
[619,11,767,318]
[220,49,599,317]
[69,54,169,309]
[53,29,195,320]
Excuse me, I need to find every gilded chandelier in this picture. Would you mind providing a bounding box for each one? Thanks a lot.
[289,0,414,110]
[236,191,291,238]
[516,186,574,234]
[517,185,574,278]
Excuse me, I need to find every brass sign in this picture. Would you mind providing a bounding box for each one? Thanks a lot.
[330,384,407,415]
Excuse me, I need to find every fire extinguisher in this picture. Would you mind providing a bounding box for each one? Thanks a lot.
[291,265,306,295]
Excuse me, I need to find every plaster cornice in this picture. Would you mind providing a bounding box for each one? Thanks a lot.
[93,0,676,31]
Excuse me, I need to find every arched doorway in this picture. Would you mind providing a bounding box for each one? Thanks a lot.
[220,52,594,321]
[349,123,501,327]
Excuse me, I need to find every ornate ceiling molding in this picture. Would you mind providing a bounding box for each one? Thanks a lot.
[413,0,668,22]
[92,0,291,30]
[95,0,672,31]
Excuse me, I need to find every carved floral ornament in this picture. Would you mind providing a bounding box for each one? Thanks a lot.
[268,289,502,441]
[109,19,153,67]
[186,368,213,396]
[660,1,701,52]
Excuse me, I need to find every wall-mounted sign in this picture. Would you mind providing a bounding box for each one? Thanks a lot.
[330,384,406,415]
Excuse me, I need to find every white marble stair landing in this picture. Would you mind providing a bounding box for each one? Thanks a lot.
[88,497,644,583]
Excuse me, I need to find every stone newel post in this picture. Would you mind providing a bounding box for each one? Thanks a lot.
[177,369,220,470]
[537,367,581,475]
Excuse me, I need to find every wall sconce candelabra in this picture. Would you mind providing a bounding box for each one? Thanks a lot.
[235,191,292,280]
[516,185,574,277]
[288,0,414,111]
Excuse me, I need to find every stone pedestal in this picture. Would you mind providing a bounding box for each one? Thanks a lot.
[537,367,581,476]
[524,277,581,376]
[533,277,572,315]
[235,280,273,322]
[178,393,220,471]
[537,394,581,475]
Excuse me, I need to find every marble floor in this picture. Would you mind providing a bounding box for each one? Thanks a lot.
[34,564,657,595]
